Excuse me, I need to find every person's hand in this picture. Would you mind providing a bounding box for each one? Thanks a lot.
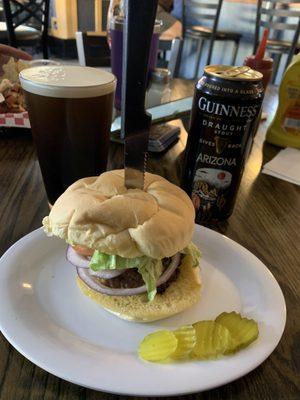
[0,44,32,68]
[160,21,182,41]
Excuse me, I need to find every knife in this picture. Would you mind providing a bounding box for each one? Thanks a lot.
[121,0,158,190]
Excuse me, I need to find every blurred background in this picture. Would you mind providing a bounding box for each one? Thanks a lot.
[1,0,300,85]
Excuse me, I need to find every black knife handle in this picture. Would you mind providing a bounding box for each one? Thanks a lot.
[121,0,158,138]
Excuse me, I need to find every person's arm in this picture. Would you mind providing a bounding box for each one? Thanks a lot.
[0,44,32,78]
[157,5,182,40]
[0,44,32,75]
[160,20,182,40]
[158,0,173,12]
[0,44,32,62]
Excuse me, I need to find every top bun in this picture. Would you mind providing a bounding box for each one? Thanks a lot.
[43,170,195,259]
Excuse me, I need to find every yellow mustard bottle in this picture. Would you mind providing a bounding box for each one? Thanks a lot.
[266,53,300,149]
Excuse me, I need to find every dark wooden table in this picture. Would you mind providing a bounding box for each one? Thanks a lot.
[0,85,299,400]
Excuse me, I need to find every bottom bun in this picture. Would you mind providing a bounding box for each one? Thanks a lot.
[77,255,201,322]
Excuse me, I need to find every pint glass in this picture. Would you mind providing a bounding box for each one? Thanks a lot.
[20,65,116,204]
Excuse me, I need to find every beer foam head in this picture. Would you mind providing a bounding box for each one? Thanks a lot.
[19,66,116,98]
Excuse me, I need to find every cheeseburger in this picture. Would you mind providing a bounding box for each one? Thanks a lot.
[43,170,201,322]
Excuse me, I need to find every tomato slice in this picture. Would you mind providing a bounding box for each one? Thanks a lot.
[72,245,94,257]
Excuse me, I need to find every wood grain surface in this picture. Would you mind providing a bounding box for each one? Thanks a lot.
[0,85,299,400]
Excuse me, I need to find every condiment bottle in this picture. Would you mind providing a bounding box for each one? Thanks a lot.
[244,29,273,90]
[266,53,300,149]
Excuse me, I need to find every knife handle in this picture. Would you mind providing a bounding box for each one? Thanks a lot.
[121,0,158,137]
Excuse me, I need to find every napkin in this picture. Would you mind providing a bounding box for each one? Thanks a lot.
[262,147,300,186]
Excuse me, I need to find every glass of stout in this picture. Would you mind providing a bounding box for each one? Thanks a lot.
[20,65,116,205]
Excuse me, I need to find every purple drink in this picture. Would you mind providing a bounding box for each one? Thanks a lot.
[110,17,161,110]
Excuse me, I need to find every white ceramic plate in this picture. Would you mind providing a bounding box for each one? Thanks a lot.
[0,226,286,396]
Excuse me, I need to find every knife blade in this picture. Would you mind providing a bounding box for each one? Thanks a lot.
[121,0,158,190]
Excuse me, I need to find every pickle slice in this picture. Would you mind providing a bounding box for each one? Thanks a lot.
[138,330,178,362]
[172,325,196,359]
[215,312,259,352]
[192,321,232,359]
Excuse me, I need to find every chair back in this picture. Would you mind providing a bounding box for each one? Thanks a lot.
[254,0,300,65]
[182,0,223,35]
[182,0,223,65]
[3,0,50,58]
[157,38,182,77]
[76,32,111,67]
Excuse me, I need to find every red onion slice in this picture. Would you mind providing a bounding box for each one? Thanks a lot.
[77,252,181,296]
[67,246,127,278]
[89,268,126,279]
[157,253,181,285]
[66,245,90,268]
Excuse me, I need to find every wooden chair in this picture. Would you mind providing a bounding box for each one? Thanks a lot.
[2,0,50,59]
[182,0,242,79]
[254,0,300,83]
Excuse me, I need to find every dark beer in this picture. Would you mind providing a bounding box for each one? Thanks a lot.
[182,66,264,224]
[20,66,116,204]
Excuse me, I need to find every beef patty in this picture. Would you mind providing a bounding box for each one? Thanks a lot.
[97,256,181,294]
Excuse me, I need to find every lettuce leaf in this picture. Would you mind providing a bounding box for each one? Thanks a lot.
[138,259,163,301]
[88,241,200,302]
[89,251,163,301]
[90,251,144,270]
[181,242,201,267]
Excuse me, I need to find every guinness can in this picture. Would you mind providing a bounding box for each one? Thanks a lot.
[182,65,264,224]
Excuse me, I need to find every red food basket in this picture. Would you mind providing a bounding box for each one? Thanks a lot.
[0,111,30,129]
